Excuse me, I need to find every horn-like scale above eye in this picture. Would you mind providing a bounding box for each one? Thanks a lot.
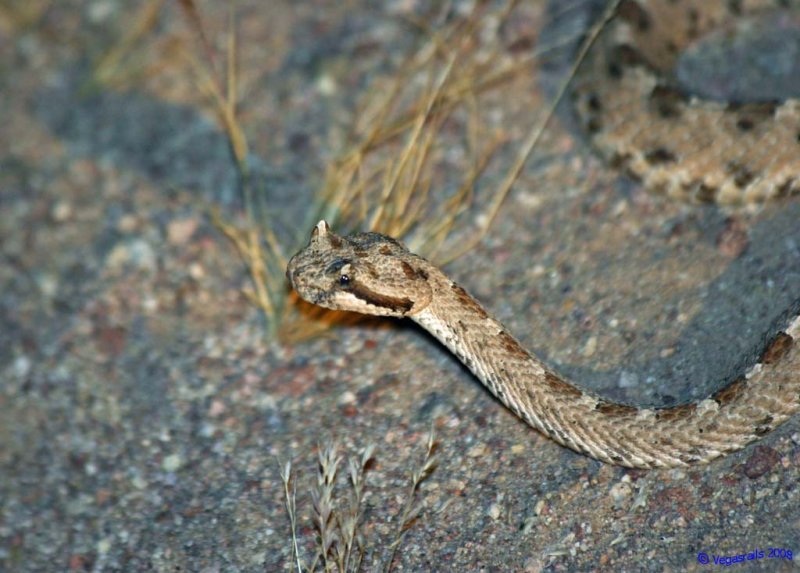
[312,220,330,238]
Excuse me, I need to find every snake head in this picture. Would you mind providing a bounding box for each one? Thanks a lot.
[286,220,433,317]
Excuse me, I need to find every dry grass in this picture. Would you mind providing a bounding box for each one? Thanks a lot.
[279,431,438,573]
[89,0,289,335]
[89,0,181,92]
[0,0,50,32]
[314,0,538,259]
[171,0,291,335]
[235,0,617,342]
[383,429,438,572]
[89,0,620,342]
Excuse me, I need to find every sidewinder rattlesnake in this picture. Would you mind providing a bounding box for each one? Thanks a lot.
[286,0,800,468]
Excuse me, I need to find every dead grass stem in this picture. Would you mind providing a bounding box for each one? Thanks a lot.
[91,0,618,342]
[279,432,436,573]
[90,0,169,91]
[383,428,438,572]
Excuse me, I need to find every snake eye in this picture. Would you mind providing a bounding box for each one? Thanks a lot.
[339,274,351,287]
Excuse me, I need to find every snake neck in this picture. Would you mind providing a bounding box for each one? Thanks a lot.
[411,274,800,468]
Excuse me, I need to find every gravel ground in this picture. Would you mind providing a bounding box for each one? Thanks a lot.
[1,1,799,572]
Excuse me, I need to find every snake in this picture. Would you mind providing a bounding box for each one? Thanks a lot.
[287,221,799,468]
[285,0,800,468]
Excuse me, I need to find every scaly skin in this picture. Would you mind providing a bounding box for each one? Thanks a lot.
[287,221,800,468]
[573,0,800,204]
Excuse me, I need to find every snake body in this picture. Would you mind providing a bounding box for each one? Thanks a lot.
[573,0,800,204]
[286,1,800,468]
[287,221,800,468]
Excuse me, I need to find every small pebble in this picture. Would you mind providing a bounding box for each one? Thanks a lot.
[50,200,73,222]
[338,390,357,406]
[617,371,639,389]
[742,445,780,479]
[316,74,337,95]
[609,481,632,505]
[167,217,199,245]
[13,355,31,378]
[117,214,139,233]
[467,444,488,458]
[582,336,597,357]
[189,262,205,279]
[106,239,157,272]
[96,537,112,556]
[35,272,58,298]
[89,0,115,22]
[162,454,183,472]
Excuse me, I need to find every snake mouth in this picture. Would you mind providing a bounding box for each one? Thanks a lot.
[287,273,324,306]
[344,280,415,315]
[291,280,333,308]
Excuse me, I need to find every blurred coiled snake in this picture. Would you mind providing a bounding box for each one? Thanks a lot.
[287,0,800,468]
